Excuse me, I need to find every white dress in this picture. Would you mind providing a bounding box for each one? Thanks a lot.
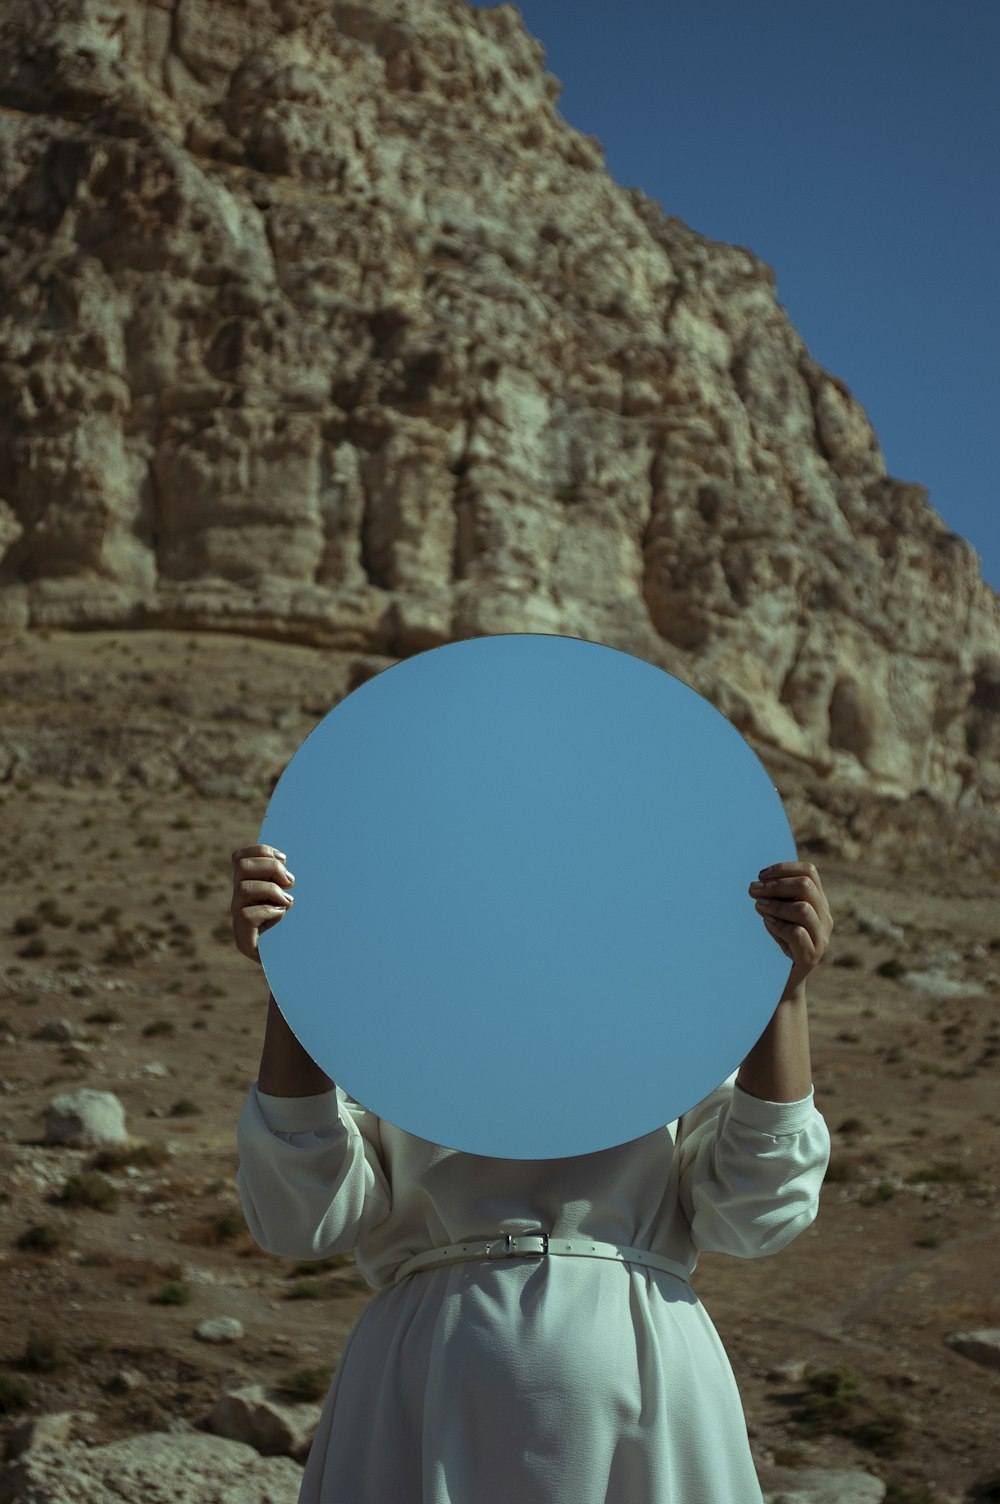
[236,1069,831,1504]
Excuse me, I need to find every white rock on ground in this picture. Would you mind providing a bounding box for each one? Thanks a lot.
[0,1431,302,1503]
[206,1383,323,1463]
[765,1358,808,1382]
[4,1411,98,1460]
[899,970,985,1000]
[855,914,905,945]
[945,1329,1000,1369]
[194,1317,244,1344]
[42,1089,127,1147]
[763,1467,887,1503]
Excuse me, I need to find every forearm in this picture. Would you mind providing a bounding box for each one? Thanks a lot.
[735,981,812,1103]
[257,992,336,1097]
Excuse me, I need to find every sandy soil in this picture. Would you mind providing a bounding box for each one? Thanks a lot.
[1,630,999,1503]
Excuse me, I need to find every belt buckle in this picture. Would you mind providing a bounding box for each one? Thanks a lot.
[483,1233,549,1259]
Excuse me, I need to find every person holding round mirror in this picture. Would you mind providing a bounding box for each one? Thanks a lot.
[230,646,830,1504]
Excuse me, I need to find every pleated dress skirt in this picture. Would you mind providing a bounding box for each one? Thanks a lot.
[295,1254,765,1504]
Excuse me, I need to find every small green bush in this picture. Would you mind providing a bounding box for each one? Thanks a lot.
[771,1443,813,1467]
[276,1365,335,1402]
[213,1213,245,1241]
[884,1483,940,1504]
[284,1280,324,1300]
[791,1366,863,1433]
[142,1019,175,1037]
[18,1329,63,1373]
[905,1162,977,1185]
[36,900,72,927]
[288,1254,352,1276]
[876,959,907,979]
[85,1008,123,1025]
[149,1281,190,1305]
[15,1223,66,1253]
[58,1172,120,1213]
[852,1401,908,1456]
[859,1181,897,1205]
[791,1365,909,1457]
[0,1371,32,1413]
[183,1212,246,1246]
[91,1141,170,1171]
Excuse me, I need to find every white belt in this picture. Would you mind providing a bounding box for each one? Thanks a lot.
[394,1234,691,1286]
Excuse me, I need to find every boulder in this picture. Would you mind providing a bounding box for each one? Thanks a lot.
[42,1090,127,1147]
[945,1329,1000,1370]
[762,1466,886,1503]
[0,1431,302,1503]
[206,1383,322,1463]
[194,1317,245,1344]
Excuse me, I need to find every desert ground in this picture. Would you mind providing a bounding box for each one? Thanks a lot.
[1,629,998,1503]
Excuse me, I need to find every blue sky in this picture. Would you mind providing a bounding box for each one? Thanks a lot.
[471,0,1000,595]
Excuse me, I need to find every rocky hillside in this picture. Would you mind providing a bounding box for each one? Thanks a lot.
[1,0,998,809]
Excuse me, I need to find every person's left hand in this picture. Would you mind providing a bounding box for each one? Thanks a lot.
[748,861,834,994]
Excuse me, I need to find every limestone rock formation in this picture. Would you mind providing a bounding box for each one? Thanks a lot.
[1,0,998,808]
[0,1429,302,1503]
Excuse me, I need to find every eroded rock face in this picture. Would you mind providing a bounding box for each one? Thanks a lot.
[1,0,998,806]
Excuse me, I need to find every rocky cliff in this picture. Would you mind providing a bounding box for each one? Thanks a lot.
[1,0,998,808]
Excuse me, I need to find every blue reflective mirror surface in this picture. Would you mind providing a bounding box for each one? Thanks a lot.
[259,633,796,1159]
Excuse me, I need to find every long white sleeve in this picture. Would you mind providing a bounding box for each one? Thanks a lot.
[674,1071,831,1263]
[235,1080,392,1264]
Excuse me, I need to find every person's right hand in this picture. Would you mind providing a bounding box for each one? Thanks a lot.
[231,844,295,964]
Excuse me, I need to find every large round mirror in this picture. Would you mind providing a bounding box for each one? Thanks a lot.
[258,633,796,1159]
